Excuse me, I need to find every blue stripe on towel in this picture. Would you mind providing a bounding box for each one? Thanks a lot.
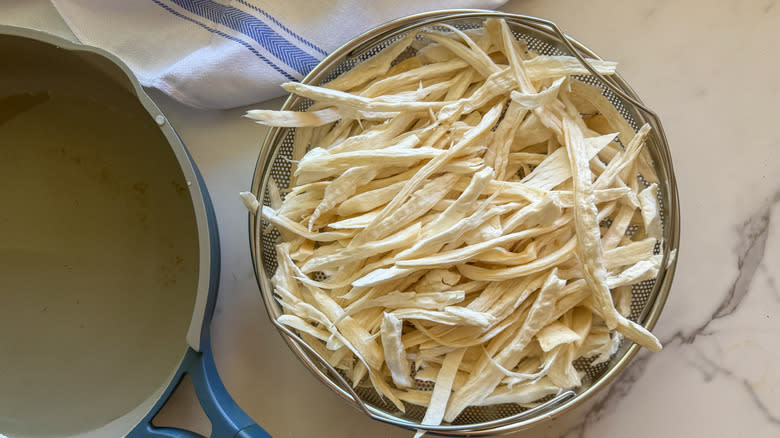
[152,0,296,81]
[169,0,320,75]
[234,0,328,56]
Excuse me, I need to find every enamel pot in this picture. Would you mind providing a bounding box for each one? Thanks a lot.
[0,26,268,438]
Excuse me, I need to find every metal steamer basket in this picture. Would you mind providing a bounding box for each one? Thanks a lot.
[249,10,680,436]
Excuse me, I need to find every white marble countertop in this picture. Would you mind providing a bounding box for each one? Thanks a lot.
[4,0,779,436]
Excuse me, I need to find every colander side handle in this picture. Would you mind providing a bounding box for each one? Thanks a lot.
[128,347,272,438]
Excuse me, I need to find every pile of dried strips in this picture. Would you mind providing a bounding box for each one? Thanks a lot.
[242,17,671,429]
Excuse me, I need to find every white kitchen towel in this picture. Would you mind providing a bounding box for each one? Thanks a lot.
[49,0,506,109]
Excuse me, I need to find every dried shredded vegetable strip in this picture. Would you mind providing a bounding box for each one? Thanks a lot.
[562,117,620,329]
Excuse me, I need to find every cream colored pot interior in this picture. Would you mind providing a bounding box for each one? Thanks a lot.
[0,34,200,438]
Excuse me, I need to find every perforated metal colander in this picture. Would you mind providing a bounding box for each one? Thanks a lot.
[248,9,680,436]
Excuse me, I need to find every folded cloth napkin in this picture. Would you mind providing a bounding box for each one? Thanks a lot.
[50,0,506,109]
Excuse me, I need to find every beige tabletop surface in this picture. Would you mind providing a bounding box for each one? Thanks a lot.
[3,0,779,437]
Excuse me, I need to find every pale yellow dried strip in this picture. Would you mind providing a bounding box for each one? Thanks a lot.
[302,283,386,370]
[327,112,418,153]
[283,181,329,198]
[512,113,553,152]
[614,286,632,317]
[509,76,565,111]
[295,144,441,178]
[442,157,486,174]
[357,173,460,244]
[547,343,580,388]
[638,183,662,240]
[444,270,566,421]
[606,255,663,288]
[392,307,496,328]
[398,390,433,407]
[325,32,418,92]
[328,347,353,371]
[289,239,314,263]
[328,208,382,229]
[419,347,467,430]
[415,366,469,391]
[277,314,336,345]
[602,204,637,250]
[352,266,419,288]
[450,179,543,203]
[261,206,354,242]
[337,181,404,217]
[397,199,512,261]
[462,277,526,315]
[456,236,576,282]
[501,197,561,234]
[440,24,499,73]
[293,255,391,290]
[361,58,470,97]
[413,307,526,350]
[381,313,414,388]
[347,291,465,315]
[594,124,651,190]
[424,166,494,236]
[455,67,516,115]
[490,100,528,180]
[603,237,657,268]
[415,344,458,366]
[499,352,557,388]
[508,152,547,166]
[472,242,537,265]
[272,243,302,299]
[382,55,423,79]
[444,68,476,101]
[369,371,406,412]
[476,378,560,406]
[422,32,498,78]
[522,133,617,191]
[356,102,503,245]
[397,215,571,269]
[550,187,632,208]
[309,166,377,230]
[569,80,658,184]
[562,117,620,329]
[413,269,461,292]
[278,190,323,221]
[536,321,581,352]
[524,56,617,82]
[323,119,357,146]
[415,27,488,63]
[282,82,447,114]
[274,290,374,371]
[584,297,661,352]
[301,222,421,273]
[481,274,547,325]
[245,107,342,127]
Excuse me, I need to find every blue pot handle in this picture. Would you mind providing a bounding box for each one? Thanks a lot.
[126,130,269,438]
[128,347,270,438]
[128,161,268,438]
[134,427,202,438]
